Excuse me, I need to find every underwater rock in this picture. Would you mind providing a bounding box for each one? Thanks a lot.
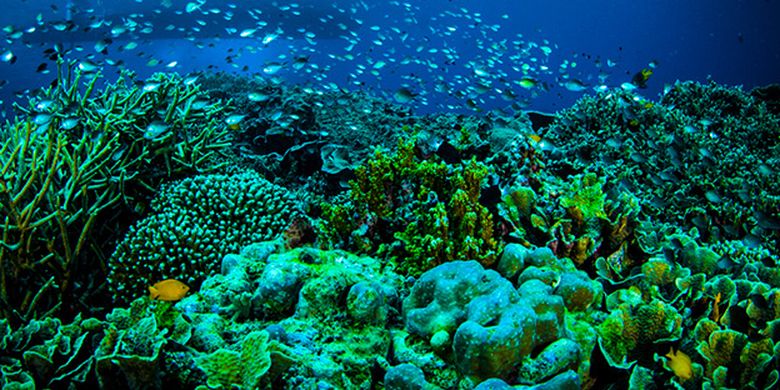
[220,253,245,276]
[240,240,286,264]
[497,243,528,280]
[385,363,435,390]
[252,258,309,318]
[346,282,389,325]
[187,313,227,353]
[516,339,581,384]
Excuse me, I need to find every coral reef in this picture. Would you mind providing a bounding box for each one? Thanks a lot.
[107,171,297,304]
[543,82,780,253]
[2,72,778,389]
[320,135,499,275]
[0,59,233,321]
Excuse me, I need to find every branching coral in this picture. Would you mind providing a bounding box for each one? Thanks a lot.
[319,135,498,275]
[0,58,234,321]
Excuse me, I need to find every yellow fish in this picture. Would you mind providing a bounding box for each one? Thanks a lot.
[148,279,190,301]
[665,347,693,381]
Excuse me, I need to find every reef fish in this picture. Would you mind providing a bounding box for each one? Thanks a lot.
[149,279,190,301]
[665,347,693,381]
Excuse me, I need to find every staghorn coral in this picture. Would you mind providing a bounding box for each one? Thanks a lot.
[107,171,297,304]
[0,58,233,321]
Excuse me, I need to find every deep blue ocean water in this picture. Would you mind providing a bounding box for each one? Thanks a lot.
[1,0,778,115]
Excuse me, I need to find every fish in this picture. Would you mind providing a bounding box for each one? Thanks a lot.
[517,77,537,89]
[711,292,725,322]
[563,78,588,92]
[394,87,416,103]
[149,279,190,301]
[18,1,358,44]
[527,134,542,143]
[664,347,693,381]
[225,114,246,130]
[631,67,653,88]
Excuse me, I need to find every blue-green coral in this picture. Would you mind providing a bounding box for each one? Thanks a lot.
[108,171,297,303]
[0,59,233,319]
[543,82,780,253]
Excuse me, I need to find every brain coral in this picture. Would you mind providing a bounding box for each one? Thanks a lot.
[107,171,297,303]
[403,260,567,380]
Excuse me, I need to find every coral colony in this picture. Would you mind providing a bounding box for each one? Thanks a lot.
[1,2,779,389]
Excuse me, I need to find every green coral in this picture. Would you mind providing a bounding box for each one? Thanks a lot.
[183,244,404,389]
[320,136,498,275]
[194,331,272,389]
[695,329,777,388]
[560,172,607,221]
[0,58,233,320]
[0,316,100,388]
[108,170,297,303]
[498,171,639,274]
[544,82,780,253]
[598,291,683,363]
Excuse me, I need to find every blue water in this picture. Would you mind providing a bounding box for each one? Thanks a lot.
[1,0,778,115]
